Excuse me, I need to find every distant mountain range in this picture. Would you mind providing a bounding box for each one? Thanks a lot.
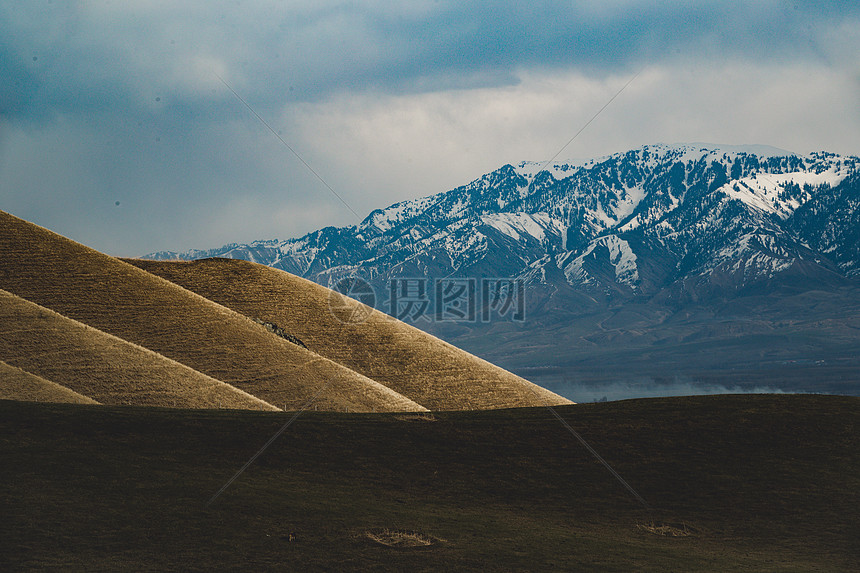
[146,144,860,399]
[147,143,859,297]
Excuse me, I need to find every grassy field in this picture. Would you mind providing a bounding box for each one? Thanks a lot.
[0,289,278,410]
[0,360,98,405]
[126,258,571,410]
[1,210,566,412]
[0,211,425,412]
[2,394,857,571]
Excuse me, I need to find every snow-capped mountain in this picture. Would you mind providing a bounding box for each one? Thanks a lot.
[148,144,860,304]
[147,143,859,308]
[144,143,860,397]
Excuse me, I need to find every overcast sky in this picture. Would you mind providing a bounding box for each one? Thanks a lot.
[2,1,858,256]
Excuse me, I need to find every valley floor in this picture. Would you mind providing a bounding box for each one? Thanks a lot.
[1,394,857,571]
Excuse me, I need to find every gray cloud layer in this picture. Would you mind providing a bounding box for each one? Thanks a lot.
[1,1,858,255]
[5,1,856,113]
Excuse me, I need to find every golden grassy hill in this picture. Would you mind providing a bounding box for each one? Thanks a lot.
[127,258,572,410]
[0,289,278,410]
[0,211,426,412]
[0,360,98,405]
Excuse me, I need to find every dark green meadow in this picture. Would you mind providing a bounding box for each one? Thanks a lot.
[1,394,857,571]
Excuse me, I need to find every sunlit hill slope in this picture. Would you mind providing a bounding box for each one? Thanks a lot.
[0,210,569,411]
[127,258,567,411]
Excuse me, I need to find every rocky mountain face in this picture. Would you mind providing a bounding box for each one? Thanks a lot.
[150,144,858,303]
[146,144,860,399]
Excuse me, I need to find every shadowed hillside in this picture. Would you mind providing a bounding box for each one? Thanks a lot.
[0,360,98,405]
[0,290,277,410]
[2,395,857,571]
[0,211,425,413]
[127,258,572,410]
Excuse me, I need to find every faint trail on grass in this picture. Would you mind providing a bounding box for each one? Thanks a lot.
[206,380,332,507]
[528,386,653,514]
[547,402,652,512]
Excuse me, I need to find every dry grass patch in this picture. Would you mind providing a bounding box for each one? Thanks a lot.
[364,529,442,548]
[637,522,696,537]
[0,360,98,405]
[0,211,425,413]
[0,290,276,410]
[127,258,573,411]
[393,413,437,422]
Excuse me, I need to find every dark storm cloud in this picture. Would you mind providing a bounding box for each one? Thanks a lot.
[2,1,856,120]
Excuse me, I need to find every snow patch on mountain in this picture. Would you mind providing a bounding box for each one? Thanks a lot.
[669,142,795,160]
[480,213,565,243]
[514,159,591,181]
[720,168,847,218]
[564,235,639,288]
[363,195,438,233]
